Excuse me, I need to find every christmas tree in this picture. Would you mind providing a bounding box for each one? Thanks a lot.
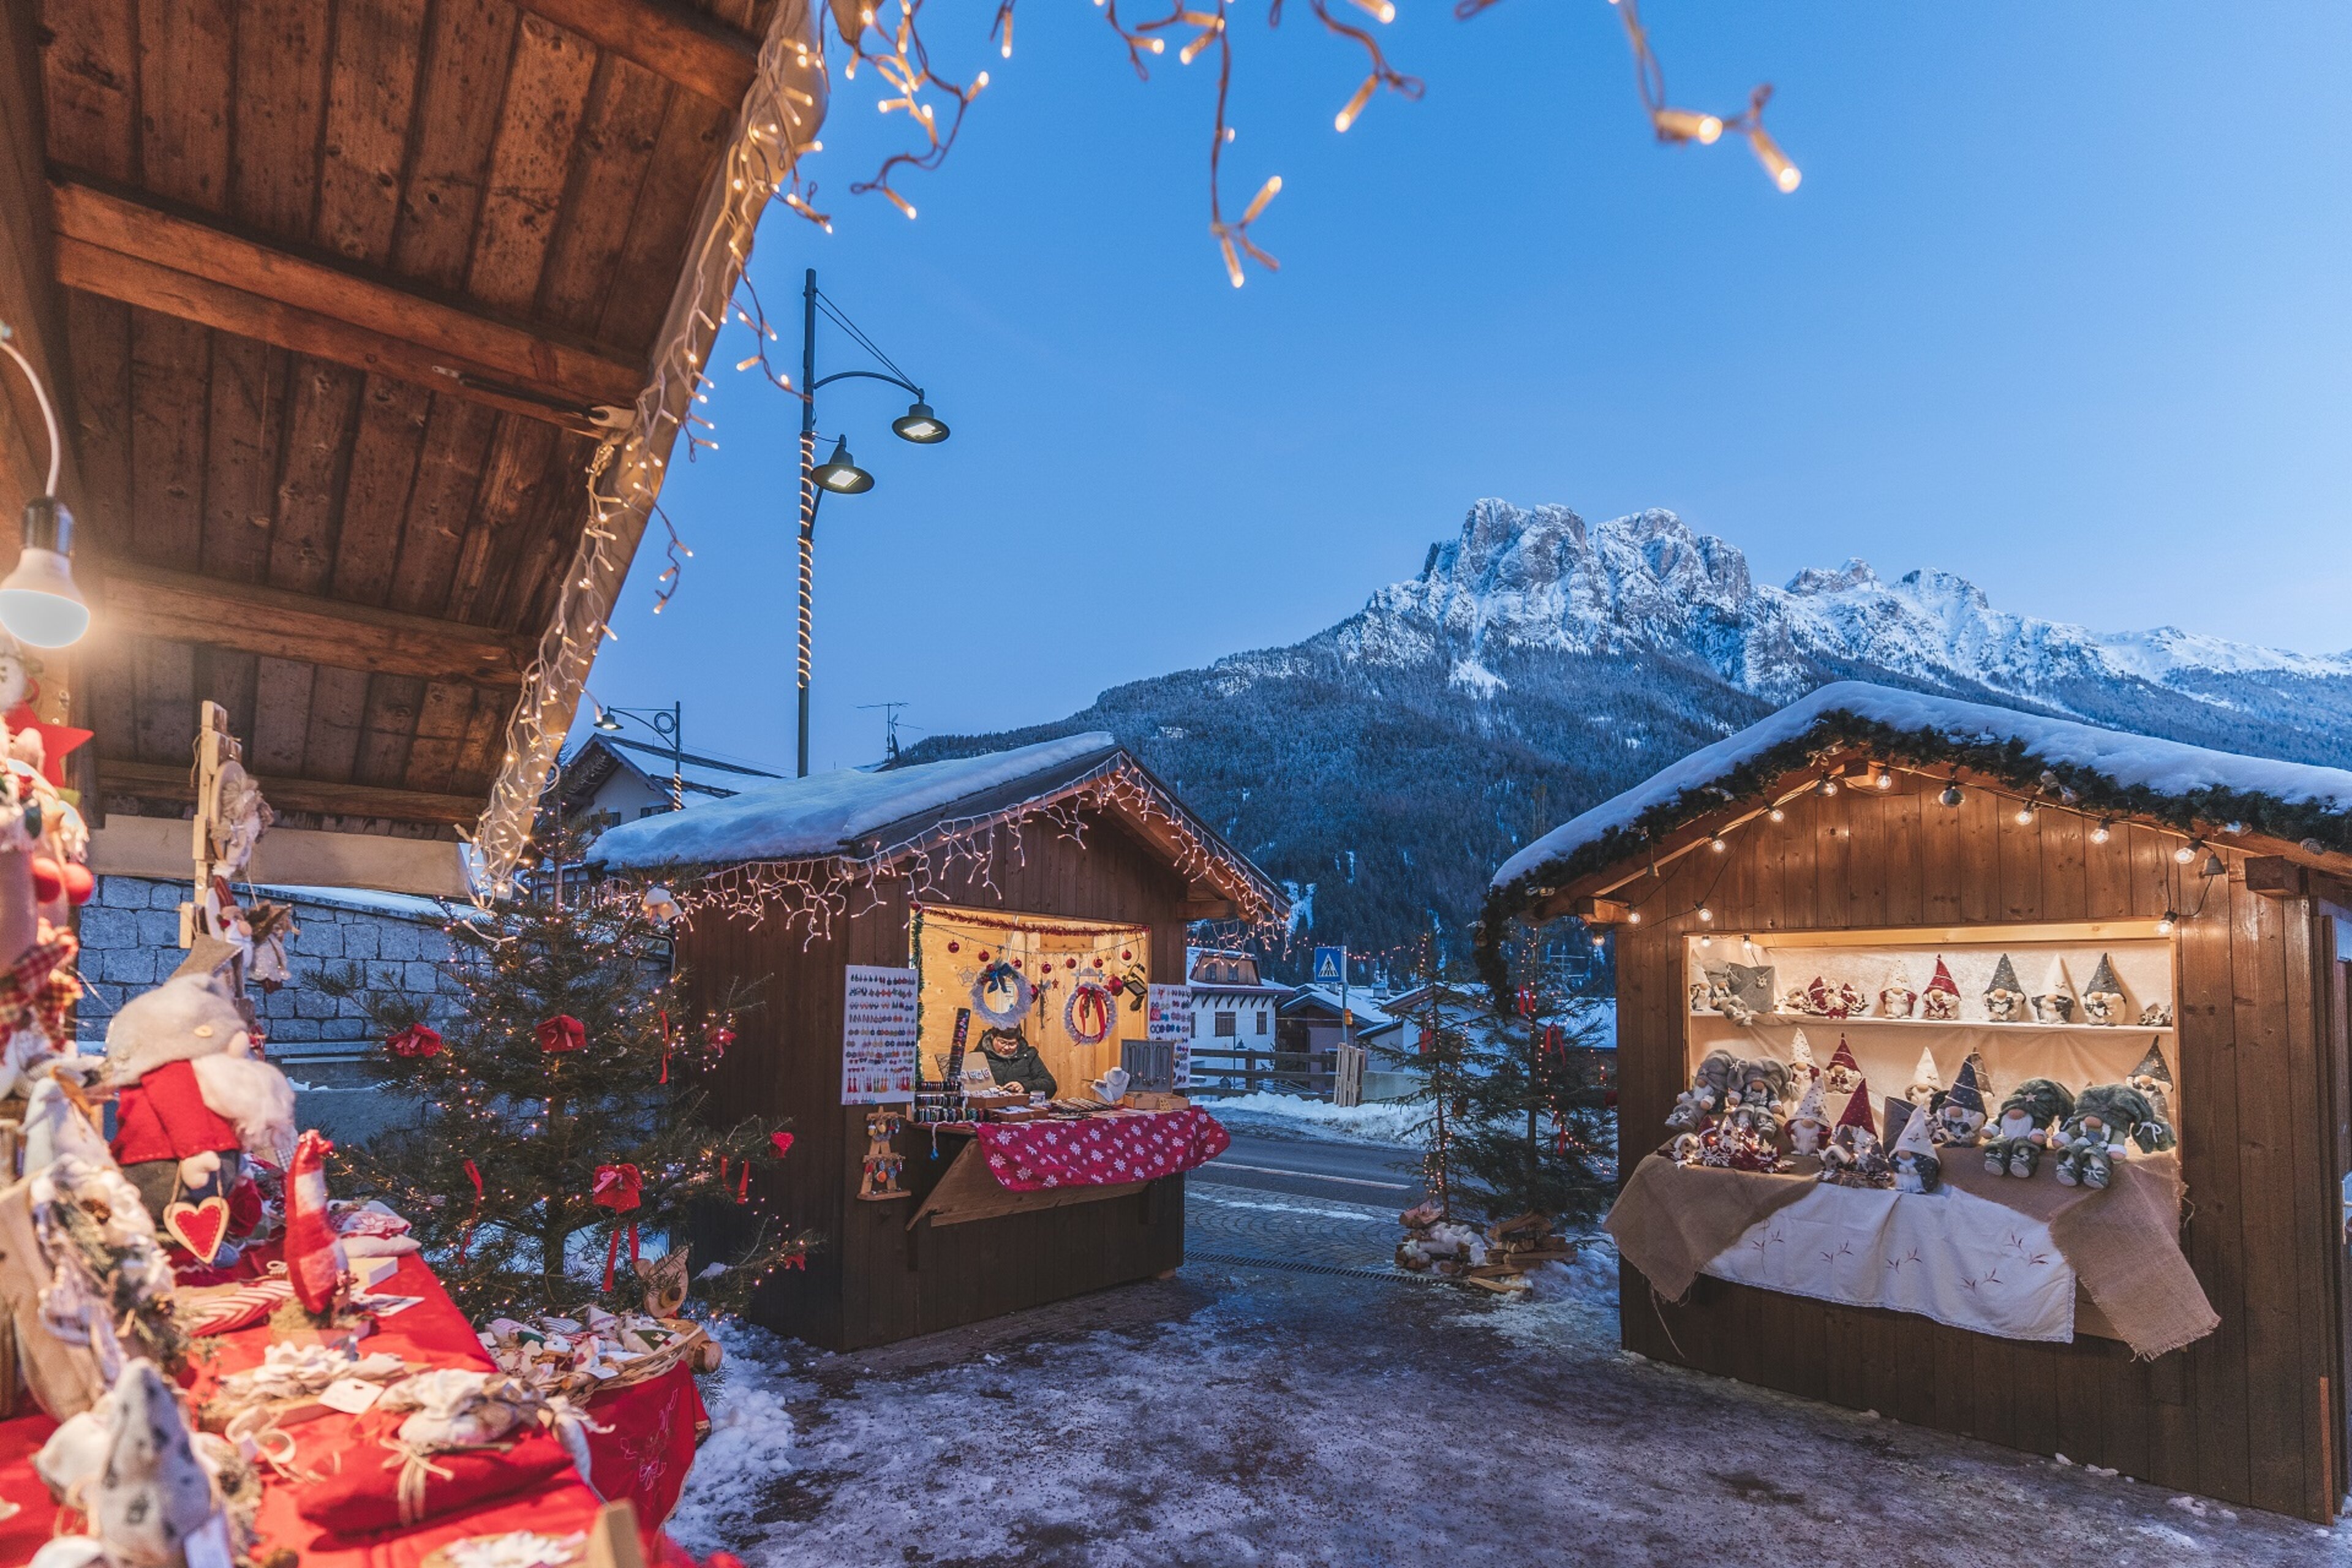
[326,856,802,1320]
[1382,934,1477,1221]
[1448,930,1615,1224]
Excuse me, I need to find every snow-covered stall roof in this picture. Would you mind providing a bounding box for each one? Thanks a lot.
[1491,680,2352,905]
[591,732,1286,924]
[595,733,1123,869]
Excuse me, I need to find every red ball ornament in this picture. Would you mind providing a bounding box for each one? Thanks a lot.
[1011,958,1022,970]
[978,950,990,963]
[1121,949,1132,960]
[27,854,62,903]
[948,940,960,953]
[1065,957,1078,970]
[61,861,94,905]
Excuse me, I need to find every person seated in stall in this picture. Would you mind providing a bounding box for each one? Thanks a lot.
[977,1025,1057,1099]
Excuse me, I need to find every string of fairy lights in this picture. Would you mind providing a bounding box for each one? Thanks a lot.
[1577,760,2252,949]
[650,756,1286,946]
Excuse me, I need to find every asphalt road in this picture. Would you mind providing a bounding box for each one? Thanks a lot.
[1188,1125,1425,1209]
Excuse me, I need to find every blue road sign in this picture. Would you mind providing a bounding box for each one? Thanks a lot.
[1314,946,1344,984]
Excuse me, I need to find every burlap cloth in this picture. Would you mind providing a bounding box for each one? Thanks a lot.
[1605,1148,2217,1358]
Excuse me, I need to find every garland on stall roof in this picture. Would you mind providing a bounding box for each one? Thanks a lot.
[1475,706,2352,1002]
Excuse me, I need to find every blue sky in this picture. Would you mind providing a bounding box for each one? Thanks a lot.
[582,1,2352,775]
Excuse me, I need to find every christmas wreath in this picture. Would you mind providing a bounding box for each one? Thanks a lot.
[972,960,1035,1028]
[1064,978,1116,1047]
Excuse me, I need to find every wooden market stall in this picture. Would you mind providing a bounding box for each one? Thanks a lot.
[594,732,1286,1351]
[1483,680,2352,1525]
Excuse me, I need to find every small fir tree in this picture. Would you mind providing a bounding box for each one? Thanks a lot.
[1384,934,1477,1221]
[1448,929,1615,1224]
[328,858,801,1320]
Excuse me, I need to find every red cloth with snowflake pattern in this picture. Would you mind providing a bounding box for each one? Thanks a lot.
[584,1360,709,1527]
[974,1107,1231,1191]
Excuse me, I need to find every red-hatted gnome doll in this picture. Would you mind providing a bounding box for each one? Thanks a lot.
[1920,956,1962,1021]
[1819,1077,1891,1188]
[104,969,297,1249]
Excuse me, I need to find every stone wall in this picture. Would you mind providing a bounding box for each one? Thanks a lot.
[77,876,461,1057]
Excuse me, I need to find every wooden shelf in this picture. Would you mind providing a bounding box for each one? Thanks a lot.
[1691,1011,2173,1037]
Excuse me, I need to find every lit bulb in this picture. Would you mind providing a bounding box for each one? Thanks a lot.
[2015,804,2037,826]
[2090,820,2112,844]
[1939,782,1963,808]
[1697,905,1714,923]
[1627,910,1643,925]
[1815,777,1839,797]
[2174,839,2200,864]
[1591,933,1606,949]
[1748,126,1800,191]
[1874,768,1894,791]
[1708,834,1727,854]
[1767,806,1785,823]
[1652,108,1723,145]
[2157,910,2177,936]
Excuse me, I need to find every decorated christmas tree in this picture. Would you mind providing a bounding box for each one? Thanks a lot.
[326,858,802,1320]
[1384,934,1477,1221]
[1449,930,1615,1224]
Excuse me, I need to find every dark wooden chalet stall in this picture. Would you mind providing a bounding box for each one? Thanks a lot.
[1484,680,2352,1523]
[595,733,1284,1352]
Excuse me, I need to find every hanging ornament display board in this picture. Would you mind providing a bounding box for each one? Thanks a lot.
[912,905,1150,1101]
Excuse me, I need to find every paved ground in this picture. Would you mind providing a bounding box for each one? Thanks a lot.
[669,1123,2351,1567]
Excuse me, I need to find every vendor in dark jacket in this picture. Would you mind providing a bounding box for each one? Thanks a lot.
[979,1027,1057,1099]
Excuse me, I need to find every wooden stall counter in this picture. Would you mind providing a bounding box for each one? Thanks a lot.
[904,1106,1231,1231]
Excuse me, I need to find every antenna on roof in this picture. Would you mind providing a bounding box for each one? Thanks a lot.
[857,701,908,762]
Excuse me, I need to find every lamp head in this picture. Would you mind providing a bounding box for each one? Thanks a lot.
[813,436,874,494]
[593,704,623,733]
[891,400,949,444]
[0,496,88,649]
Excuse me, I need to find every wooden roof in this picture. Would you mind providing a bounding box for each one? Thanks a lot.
[0,0,816,860]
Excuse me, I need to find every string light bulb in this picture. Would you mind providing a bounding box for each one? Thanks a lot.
[2174,839,2201,865]
[1872,766,1894,791]
[1697,905,1714,923]
[2015,801,2037,826]
[1767,805,1785,823]
[2157,909,2178,936]
[2090,818,2113,845]
[1651,108,1722,145]
[1626,909,1642,925]
[1814,777,1839,797]
[1747,126,1800,191]
[1708,833,1727,854]
[1939,781,1964,808]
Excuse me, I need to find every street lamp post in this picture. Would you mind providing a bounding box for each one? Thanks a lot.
[794,268,949,777]
[592,700,686,809]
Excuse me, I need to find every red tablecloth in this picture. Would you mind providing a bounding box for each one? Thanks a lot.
[975,1106,1231,1191]
[0,1255,703,1564]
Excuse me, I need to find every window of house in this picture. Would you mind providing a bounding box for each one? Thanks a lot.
[1254,1011,1268,1034]
[1214,1012,1238,1037]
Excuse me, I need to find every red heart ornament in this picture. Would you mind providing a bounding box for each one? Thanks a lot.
[164,1195,233,1265]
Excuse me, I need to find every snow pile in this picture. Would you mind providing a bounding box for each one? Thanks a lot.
[1202,1092,1420,1145]
[665,1323,801,1555]
[1498,679,2352,888]
[595,733,1118,869]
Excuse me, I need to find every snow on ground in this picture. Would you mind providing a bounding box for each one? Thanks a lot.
[1199,1091,1420,1146]
[674,1185,2348,1567]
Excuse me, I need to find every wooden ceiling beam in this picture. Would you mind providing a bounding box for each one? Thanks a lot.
[510,0,759,106]
[96,560,536,689]
[100,760,480,826]
[50,179,643,432]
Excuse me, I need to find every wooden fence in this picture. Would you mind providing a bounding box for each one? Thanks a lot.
[1185,1047,1336,1098]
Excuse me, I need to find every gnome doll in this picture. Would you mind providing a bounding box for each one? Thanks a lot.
[1904,1045,1943,1109]
[2030,956,2075,1024]
[1785,1074,1830,1157]
[1982,1078,2076,1179]
[1820,1078,1890,1188]
[2128,1039,2176,1126]
[1822,1035,1863,1098]
[1787,1028,1819,1087]
[1921,956,1962,1021]
[1879,970,1918,1019]
[105,970,297,1228]
[1932,1055,1990,1145]
[2081,953,2128,1025]
[1889,1104,1944,1194]
[1983,954,2028,1023]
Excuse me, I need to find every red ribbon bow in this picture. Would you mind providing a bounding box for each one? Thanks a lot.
[658,1009,671,1084]
[593,1162,644,1292]
[387,1023,444,1059]
[770,1131,796,1159]
[458,1158,483,1264]
[537,1015,586,1054]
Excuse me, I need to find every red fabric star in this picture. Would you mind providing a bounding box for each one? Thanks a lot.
[5,700,91,788]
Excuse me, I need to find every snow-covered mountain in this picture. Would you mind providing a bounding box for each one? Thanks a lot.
[909,500,2352,964]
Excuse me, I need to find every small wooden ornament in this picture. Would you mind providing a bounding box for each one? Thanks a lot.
[163,1195,233,1265]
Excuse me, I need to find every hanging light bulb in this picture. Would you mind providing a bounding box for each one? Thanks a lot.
[1815,777,1839,797]
[1767,805,1786,823]
[1591,932,1607,949]
[1626,909,1643,925]
[1939,778,1963,808]
[1697,905,1714,923]
[2090,818,2113,845]
[2174,838,2201,865]
[1872,766,1894,791]
[1708,833,1727,854]
[0,328,89,648]
[2015,801,2038,826]
[2156,909,2178,936]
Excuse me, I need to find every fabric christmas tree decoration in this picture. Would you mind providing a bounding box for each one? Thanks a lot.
[1905,1046,1942,1108]
[2082,952,2128,1025]
[1983,954,2027,1022]
[1836,1077,1877,1139]
[1890,1099,1944,1193]
[1921,956,1962,1020]
[1823,1035,1863,1097]
[2031,956,2075,1024]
